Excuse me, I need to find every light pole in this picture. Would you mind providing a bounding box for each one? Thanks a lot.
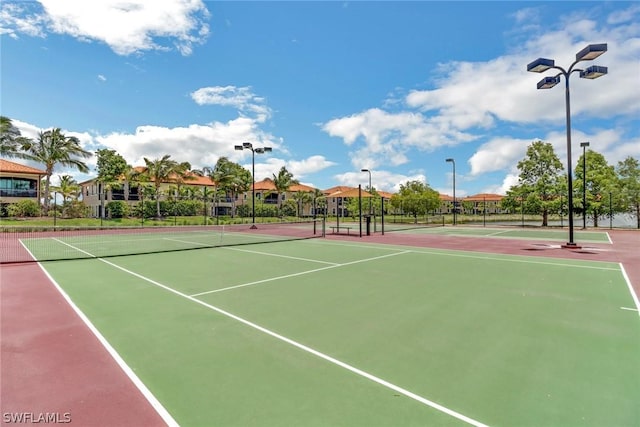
[361,168,372,215]
[580,141,590,229]
[445,158,456,225]
[234,142,272,228]
[527,43,608,247]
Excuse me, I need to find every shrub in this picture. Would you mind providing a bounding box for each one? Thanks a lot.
[7,200,40,217]
[106,201,129,218]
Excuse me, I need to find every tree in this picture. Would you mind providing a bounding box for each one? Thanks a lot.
[96,149,129,183]
[292,191,313,217]
[272,166,299,213]
[21,128,91,215]
[134,155,179,218]
[389,180,439,221]
[95,149,132,217]
[51,174,81,203]
[575,150,618,227]
[509,141,564,226]
[0,116,33,159]
[616,156,640,229]
[345,187,382,217]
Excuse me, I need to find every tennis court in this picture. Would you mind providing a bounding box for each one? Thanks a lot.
[2,224,639,426]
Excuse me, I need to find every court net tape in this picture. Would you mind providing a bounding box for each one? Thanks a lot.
[0,219,324,264]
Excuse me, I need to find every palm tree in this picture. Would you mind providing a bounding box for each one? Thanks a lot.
[51,175,81,202]
[292,191,313,217]
[21,128,91,215]
[0,116,33,159]
[172,161,197,199]
[272,166,299,214]
[134,155,180,218]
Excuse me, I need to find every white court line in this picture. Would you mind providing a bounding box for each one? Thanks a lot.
[223,246,339,265]
[50,239,487,427]
[30,239,179,426]
[190,251,410,297]
[621,307,639,312]
[620,263,640,318]
[304,240,621,272]
[485,230,511,237]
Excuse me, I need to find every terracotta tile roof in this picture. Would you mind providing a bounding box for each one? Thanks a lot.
[463,193,504,202]
[252,179,317,192]
[253,179,276,191]
[439,193,454,201]
[289,183,317,192]
[323,185,354,195]
[0,159,47,175]
[378,190,394,199]
[326,188,373,198]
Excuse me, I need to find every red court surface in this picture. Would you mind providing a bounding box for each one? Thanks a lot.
[1,227,638,425]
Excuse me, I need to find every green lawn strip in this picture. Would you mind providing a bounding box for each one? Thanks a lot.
[197,247,639,426]
[41,258,462,427]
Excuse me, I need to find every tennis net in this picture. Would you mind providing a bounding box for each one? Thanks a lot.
[0,219,324,264]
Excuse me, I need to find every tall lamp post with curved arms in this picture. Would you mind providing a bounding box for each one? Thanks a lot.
[527,43,608,247]
[234,142,272,229]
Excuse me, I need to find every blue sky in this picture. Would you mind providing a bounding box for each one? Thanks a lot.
[1,1,639,197]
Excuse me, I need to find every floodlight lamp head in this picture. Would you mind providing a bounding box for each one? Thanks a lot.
[537,76,560,89]
[263,147,272,152]
[576,43,607,61]
[234,145,244,151]
[527,58,555,73]
[361,168,370,172]
[445,158,454,163]
[580,65,608,79]
[580,141,590,148]
[242,142,252,149]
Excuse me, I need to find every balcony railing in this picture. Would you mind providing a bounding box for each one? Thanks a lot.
[0,189,38,198]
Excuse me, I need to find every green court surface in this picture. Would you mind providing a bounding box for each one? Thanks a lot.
[385,225,612,243]
[29,236,639,426]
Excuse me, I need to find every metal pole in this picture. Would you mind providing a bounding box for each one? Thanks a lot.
[53,191,57,228]
[483,196,486,227]
[609,192,613,229]
[252,148,256,227]
[368,172,372,215]
[582,144,588,229]
[564,75,576,245]
[452,162,456,226]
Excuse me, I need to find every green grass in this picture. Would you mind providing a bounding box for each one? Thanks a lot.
[30,236,640,426]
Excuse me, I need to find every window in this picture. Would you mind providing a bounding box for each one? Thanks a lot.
[0,177,37,197]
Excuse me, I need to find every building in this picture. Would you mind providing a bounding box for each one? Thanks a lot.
[461,193,505,214]
[0,158,47,209]
[79,167,217,218]
[248,178,319,216]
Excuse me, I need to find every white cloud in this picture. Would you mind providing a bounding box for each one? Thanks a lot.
[334,170,426,193]
[1,0,210,56]
[191,86,272,122]
[322,4,640,192]
[97,74,106,81]
[322,108,475,170]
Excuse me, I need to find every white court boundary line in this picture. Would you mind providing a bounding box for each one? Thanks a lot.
[48,239,488,427]
[22,239,179,427]
[191,250,409,297]
[305,239,621,272]
[620,263,640,318]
